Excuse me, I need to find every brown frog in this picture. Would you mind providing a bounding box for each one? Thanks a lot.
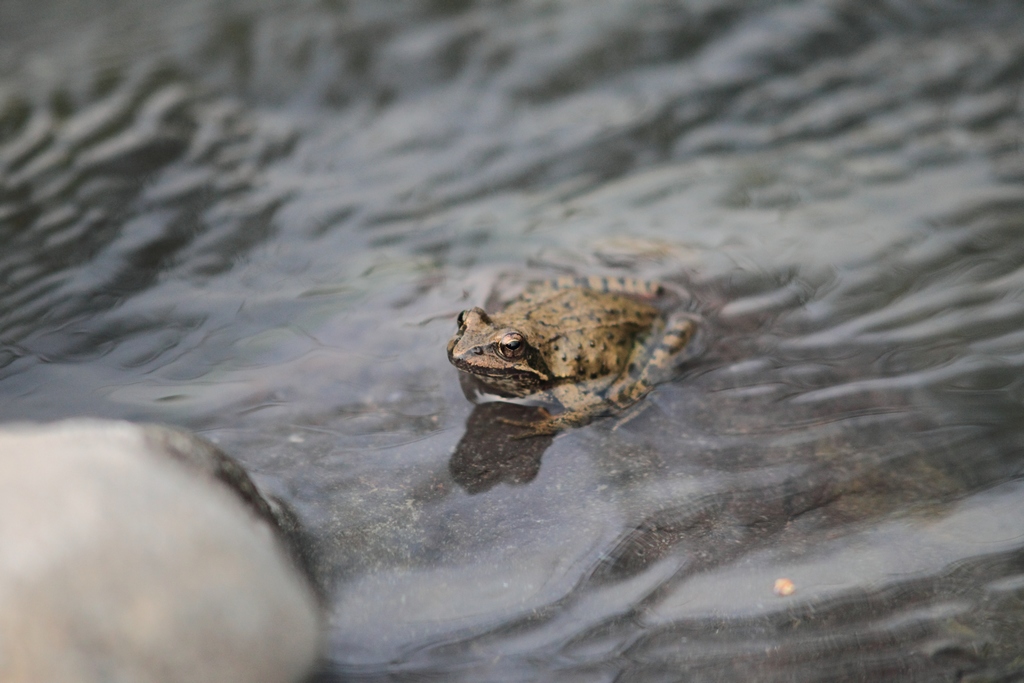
[447,276,698,437]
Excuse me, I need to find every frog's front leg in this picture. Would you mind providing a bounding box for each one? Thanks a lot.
[496,407,558,437]
[607,314,698,408]
[497,381,618,437]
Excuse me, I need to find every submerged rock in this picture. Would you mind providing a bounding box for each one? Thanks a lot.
[0,419,320,683]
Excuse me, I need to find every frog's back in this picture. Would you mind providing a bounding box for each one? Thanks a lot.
[503,277,661,326]
[497,283,661,382]
[515,276,663,306]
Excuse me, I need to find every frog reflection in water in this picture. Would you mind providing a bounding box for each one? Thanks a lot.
[447,276,698,437]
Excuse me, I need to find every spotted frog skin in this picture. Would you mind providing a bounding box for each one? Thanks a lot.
[447,276,697,437]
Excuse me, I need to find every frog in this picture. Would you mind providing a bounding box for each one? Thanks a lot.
[446,275,699,437]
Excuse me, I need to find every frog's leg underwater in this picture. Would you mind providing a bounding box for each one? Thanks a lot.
[497,376,626,437]
[607,312,698,408]
[495,396,610,438]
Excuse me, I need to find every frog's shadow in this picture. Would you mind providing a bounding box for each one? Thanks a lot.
[448,401,552,494]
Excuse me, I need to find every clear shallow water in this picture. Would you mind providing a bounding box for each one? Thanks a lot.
[2,1,1024,680]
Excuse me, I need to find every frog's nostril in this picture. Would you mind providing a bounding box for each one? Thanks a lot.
[473,347,483,355]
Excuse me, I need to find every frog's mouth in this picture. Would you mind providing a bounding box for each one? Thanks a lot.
[447,348,549,391]
[448,355,533,380]
[450,361,548,401]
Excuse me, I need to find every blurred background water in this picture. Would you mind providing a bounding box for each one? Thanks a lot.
[3,0,1024,680]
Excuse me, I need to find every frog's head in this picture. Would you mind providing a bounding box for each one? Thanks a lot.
[447,307,551,393]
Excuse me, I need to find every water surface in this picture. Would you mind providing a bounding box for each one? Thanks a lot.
[2,1,1024,680]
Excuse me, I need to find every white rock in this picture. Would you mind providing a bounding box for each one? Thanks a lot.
[0,420,320,683]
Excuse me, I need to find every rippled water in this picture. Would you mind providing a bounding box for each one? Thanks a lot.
[3,0,1024,680]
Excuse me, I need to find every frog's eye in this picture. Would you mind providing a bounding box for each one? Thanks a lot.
[498,332,525,359]
[456,310,467,328]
